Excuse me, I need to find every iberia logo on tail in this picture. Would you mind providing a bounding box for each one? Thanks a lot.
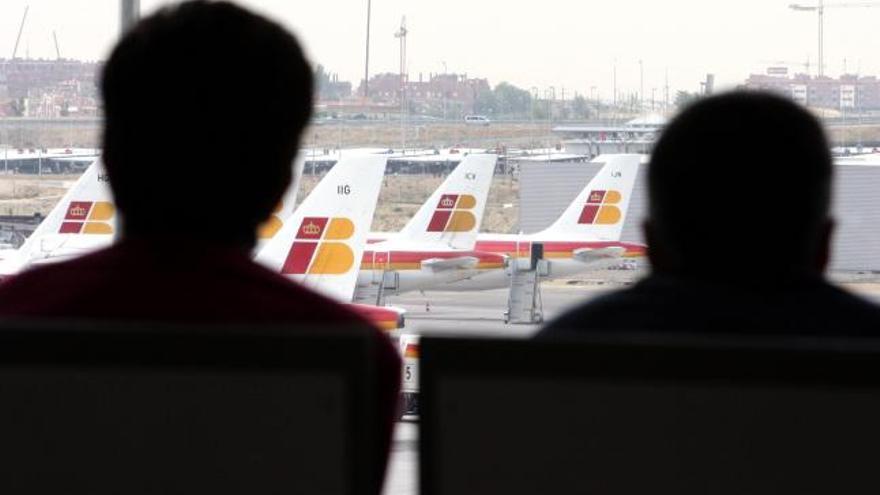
[578,190,622,225]
[427,194,477,232]
[281,216,356,275]
[258,201,285,239]
[59,201,115,234]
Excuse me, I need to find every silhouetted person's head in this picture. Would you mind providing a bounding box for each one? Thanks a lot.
[101,1,312,247]
[645,91,833,284]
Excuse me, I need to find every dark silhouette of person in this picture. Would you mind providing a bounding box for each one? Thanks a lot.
[540,91,880,338]
[0,2,399,491]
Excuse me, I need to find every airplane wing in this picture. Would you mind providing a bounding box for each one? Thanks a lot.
[420,256,479,272]
[571,246,626,264]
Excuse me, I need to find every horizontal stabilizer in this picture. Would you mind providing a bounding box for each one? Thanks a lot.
[421,256,479,272]
[572,246,626,264]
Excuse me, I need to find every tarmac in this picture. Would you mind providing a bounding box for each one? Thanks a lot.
[381,279,880,495]
[387,284,614,338]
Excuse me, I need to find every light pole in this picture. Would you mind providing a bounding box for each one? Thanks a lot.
[545,87,555,160]
[612,59,617,107]
[440,61,448,121]
[364,0,372,98]
[529,87,538,149]
[120,0,140,34]
[639,59,644,111]
[588,86,597,120]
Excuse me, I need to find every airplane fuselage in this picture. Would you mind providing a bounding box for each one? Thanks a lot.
[358,243,505,293]
[441,233,645,291]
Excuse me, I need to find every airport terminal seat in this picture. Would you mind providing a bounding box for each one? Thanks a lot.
[0,320,379,495]
[420,334,880,495]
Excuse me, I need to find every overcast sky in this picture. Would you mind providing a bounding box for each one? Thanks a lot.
[2,0,879,100]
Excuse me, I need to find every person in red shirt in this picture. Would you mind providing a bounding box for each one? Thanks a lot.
[0,2,400,492]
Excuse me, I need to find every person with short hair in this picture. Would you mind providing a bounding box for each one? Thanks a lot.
[0,3,399,491]
[540,91,880,337]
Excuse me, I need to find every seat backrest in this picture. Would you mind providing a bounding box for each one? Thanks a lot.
[0,321,377,495]
[421,334,880,495]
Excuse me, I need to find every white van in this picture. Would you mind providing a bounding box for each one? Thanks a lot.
[464,115,491,126]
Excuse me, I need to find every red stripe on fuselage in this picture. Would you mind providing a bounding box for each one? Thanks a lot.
[474,240,646,258]
[363,250,504,264]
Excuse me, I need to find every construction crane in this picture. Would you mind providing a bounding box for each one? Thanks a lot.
[789,1,880,77]
[760,58,811,75]
[52,31,62,60]
[11,5,29,60]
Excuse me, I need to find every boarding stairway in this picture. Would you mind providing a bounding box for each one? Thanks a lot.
[504,243,548,324]
[354,270,399,307]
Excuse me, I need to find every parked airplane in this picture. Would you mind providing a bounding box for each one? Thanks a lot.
[355,153,504,301]
[1,157,305,274]
[443,154,646,290]
[0,156,403,328]
[0,161,115,275]
[254,154,404,330]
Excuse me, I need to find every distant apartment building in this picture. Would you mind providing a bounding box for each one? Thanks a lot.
[358,72,491,117]
[744,68,880,110]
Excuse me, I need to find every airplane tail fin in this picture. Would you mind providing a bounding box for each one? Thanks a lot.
[398,153,497,249]
[538,154,642,241]
[255,155,388,302]
[14,159,116,268]
[256,156,306,243]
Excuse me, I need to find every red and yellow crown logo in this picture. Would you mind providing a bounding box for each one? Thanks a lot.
[578,190,622,225]
[427,193,477,233]
[302,222,322,236]
[281,217,356,275]
[59,201,115,234]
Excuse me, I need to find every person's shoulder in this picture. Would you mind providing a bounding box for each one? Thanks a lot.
[810,281,880,332]
[0,246,115,293]
[234,258,373,325]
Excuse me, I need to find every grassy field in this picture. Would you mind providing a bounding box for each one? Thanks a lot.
[9,119,880,150]
[2,121,557,151]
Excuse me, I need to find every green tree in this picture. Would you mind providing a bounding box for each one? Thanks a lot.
[531,100,550,120]
[314,64,343,100]
[674,90,700,109]
[474,87,497,115]
[572,95,590,119]
[494,82,531,117]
